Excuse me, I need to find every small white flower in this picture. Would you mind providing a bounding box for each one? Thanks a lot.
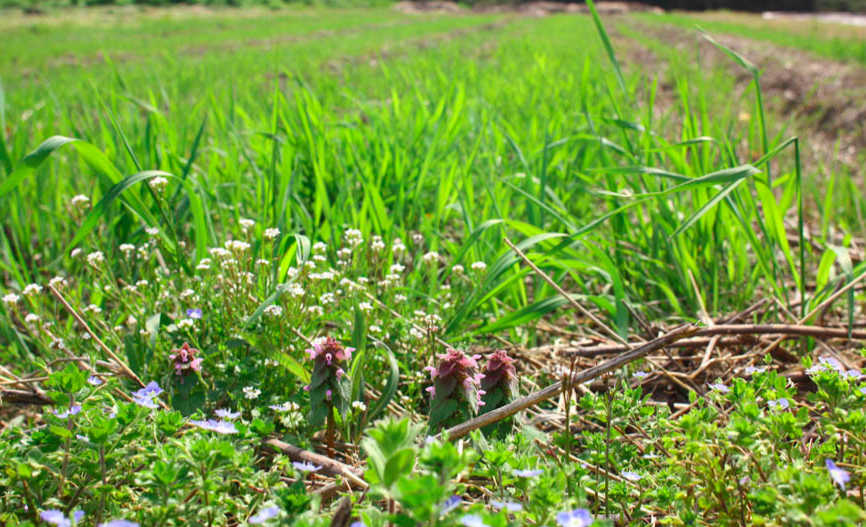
[119,244,136,255]
[23,284,42,296]
[71,194,90,209]
[86,251,105,266]
[264,228,281,240]
[352,401,367,412]
[344,229,363,247]
[136,280,149,289]
[287,284,304,298]
[196,258,212,271]
[146,227,160,238]
[308,305,324,316]
[177,318,195,330]
[313,254,327,263]
[390,263,405,274]
[239,218,255,232]
[70,248,83,258]
[392,238,406,254]
[359,302,373,313]
[225,240,251,252]
[452,264,465,275]
[422,251,440,264]
[180,289,196,300]
[3,293,20,306]
[256,259,270,267]
[209,247,231,258]
[337,248,352,260]
[49,276,68,289]
[312,242,327,254]
[395,294,407,303]
[370,325,382,334]
[243,386,261,400]
[412,233,424,245]
[264,305,283,318]
[320,293,335,304]
[303,261,316,271]
[471,261,487,272]
[25,313,40,324]
[371,236,386,252]
[148,176,169,193]
[84,304,102,314]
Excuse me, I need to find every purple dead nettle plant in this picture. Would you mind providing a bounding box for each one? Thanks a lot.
[305,337,353,454]
[425,349,485,432]
[169,342,203,380]
[479,350,519,436]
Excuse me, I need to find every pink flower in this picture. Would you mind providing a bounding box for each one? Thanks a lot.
[326,389,333,401]
[170,342,203,377]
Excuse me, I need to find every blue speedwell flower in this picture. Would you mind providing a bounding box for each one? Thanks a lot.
[513,468,543,478]
[293,461,322,473]
[491,500,523,512]
[707,382,730,394]
[826,459,850,491]
[55,404,82,419]
[767,398,789,410]
[186,308,203,319]
[440,495,461,515]
[99,520,139,527]
[621,471,643,482]
[215,408,241,420]
[41,510,85,527]
[132,381,163,408]
[556,509,593,527]
[190,419,237,434]
[460,515,489,527]
[87,375,103,386]
[248,506,280,524]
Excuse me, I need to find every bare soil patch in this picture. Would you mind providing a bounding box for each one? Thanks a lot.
[619,18,866,171]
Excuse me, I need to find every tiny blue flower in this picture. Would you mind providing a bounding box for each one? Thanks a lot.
[186,308,203,319]
[556,509,593,527]
[99,521,139,527]
[350,523,366,527]
[41,510,85,527]
[512,468,543,478]
[767,398,790,410]
[744,366,767,375]
[190,419,238,435]
[460,514,489,527]
[707,382,730,394]
[440,495,461,515]
[87,375,103,386]
[491,500,523,512]
[248,506,280,524]
[55,404,82,419]
[621,471,643,482]
[826,459,850,491]
[632,371,649,379]
[293,461,322,473]
[215,408,241,420]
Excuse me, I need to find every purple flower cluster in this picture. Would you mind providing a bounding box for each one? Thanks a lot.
[425,349,486,431]
[305,337,354,426]
[425,349,485,404]
[169,342,203,377]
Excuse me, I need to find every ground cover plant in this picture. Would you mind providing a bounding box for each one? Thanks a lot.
[2,3,866,525]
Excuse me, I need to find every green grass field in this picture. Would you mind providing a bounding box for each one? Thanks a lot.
[2,5,866,526]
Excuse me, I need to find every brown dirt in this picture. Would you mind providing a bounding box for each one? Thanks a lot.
[618,19,866,170]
